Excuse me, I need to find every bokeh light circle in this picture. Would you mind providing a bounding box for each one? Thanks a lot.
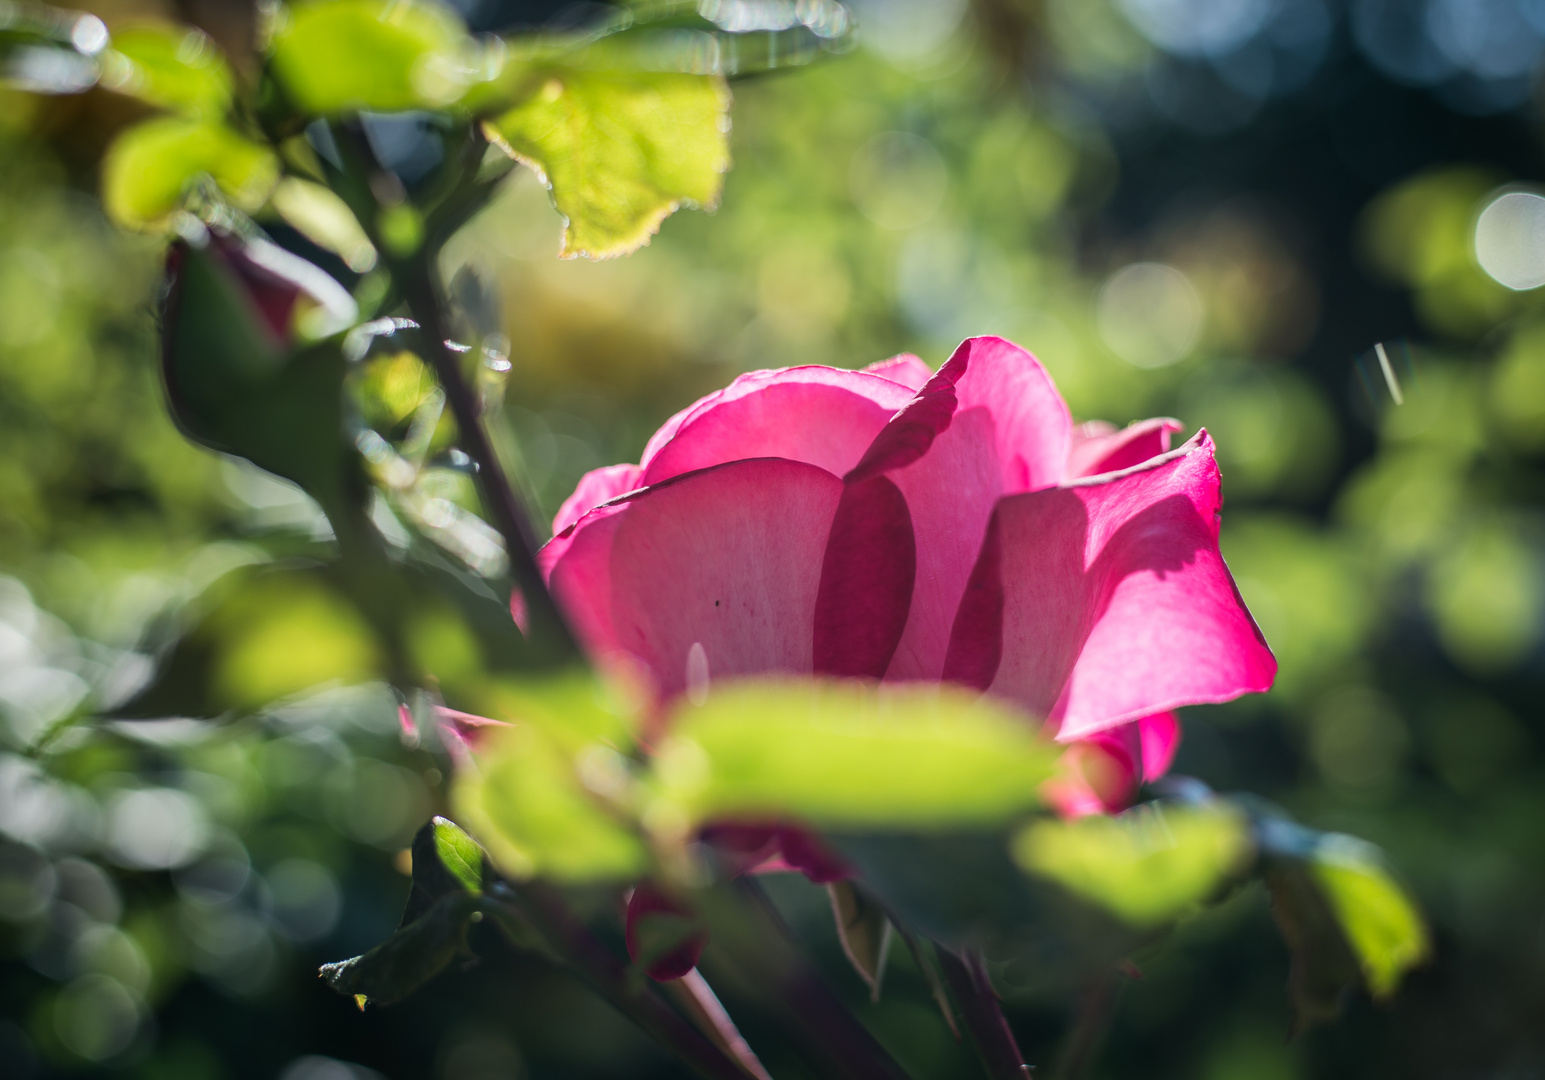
[1096,262,1204,368]
[1475,191,1545,291]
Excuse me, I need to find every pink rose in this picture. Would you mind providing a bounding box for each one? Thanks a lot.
[542,335,1276,980]
[540,337,1275,766]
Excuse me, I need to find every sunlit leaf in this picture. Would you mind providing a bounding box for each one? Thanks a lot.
[432,817,483,896]
[649,679,1058,829]
[1309,835,1429,1000]
[101,117,279,230]
[99,23,233,116]
[451,723,647,883]
[1011,802,1251,927]
[464,669,639,752]
[267,0,474,114]
[484,68,729,258]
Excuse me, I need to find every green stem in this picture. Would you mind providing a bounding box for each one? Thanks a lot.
[936,948,1032,1080]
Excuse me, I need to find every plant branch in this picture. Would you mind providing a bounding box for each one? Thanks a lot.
[936,948,1032,1080]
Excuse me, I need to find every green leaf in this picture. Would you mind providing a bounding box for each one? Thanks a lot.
[433,817,484,897]
[99,23,233,116]
[1011,802,1251,927]
[649,679,1058,830]
[451,722,648,883]
[484,68,729,259]
[399,816,484,927]
[113,564,386,718]
[319,891,478,1007]
[102,117,279,230]
[1309,835,1429,1000]
[267,0,475,114]
[827,880,893,1002]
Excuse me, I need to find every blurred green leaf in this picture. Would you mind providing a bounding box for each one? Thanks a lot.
[1309,836,1429,1000]
[1011,803,1251,927]
[99,23,233,117]
[452,722,647,883]
[320,891,478,1007]
[650,680,1057,829]
[101,117,279,230]
[270,177,379,272]
[213,574,382,707]
[484,68,729,258]
[267,0,474,114]
[463,669,638,751]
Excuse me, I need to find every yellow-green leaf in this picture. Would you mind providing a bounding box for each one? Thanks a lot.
[484,68,730,259]
[451,723,647,883]
[101,117,279,230]
[267,0,474,114]
[99,22,233,117]
[1309,836,1429,998]
[648,679,1057,830]
[1012,802,1251,927]
[431,817,483,895]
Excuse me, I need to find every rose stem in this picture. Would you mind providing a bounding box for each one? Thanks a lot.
[936,948,1032,1079]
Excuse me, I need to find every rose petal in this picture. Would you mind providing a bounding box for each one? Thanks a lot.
[639,367,914,486]
[846,337,1073,682]
[552,463,643,536]
[541,458,845,697]
[944,432,1275,738]
[1139,711,1181,781]
[1066,417,1183,479]
[813,475,915,678]
[864,353,934,391]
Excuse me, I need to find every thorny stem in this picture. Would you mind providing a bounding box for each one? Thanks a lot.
[936,948,1033,1080]
[391,252,579,658]
[324,119,579,660]
[497,883,750,1080]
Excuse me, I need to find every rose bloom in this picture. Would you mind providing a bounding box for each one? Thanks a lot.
[537,336,1276,976]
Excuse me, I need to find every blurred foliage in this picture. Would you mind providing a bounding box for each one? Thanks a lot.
[1,0,1544,1078]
